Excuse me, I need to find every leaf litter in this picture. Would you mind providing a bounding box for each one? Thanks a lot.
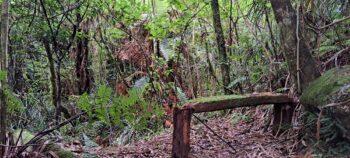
[65,107,300,158]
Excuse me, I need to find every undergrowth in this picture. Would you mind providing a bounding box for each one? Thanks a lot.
[301,111,350,157]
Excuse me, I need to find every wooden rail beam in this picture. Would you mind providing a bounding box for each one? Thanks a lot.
[183,94,294,113]
[172,93,296,158]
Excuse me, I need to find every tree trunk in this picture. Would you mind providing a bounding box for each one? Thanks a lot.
[211,0,232,94]
[43,40,60,122]
[56,61,63,122]
[343,0,350,16]
[0,0,10,156]
[8,51,24,94]
[76,14,91,95]
[270,0,320,92]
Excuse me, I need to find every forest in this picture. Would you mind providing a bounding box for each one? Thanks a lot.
[0,0,349,157]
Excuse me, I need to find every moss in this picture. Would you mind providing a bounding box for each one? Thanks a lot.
[46,144,77,158]
[56,150,77,158]
[187,95,246,104]
[301,66,350,107]
[82,153,100,158]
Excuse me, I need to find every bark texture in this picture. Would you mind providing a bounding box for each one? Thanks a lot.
[172,108,192,158]
[270,0,320,92]
[8,51,24,94]
[43,40,62,123]
[172,93,295,157]
[76,14,91,95]
[0,0,10,156]
[183,94,294,113]
[211,0,231,94]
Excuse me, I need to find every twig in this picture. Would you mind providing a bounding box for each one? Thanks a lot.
[14,128,24,152]
[192,114,236,153]
[316,108,323,146]
[15,129,23,147]
[322,98,350,108]
[284,73,290,91]
[16,111,86,156]
[48,1,83,20]
[319,15,350,30]
[0,143,48,148]
[323,47,349,66]
[296,5,301,94]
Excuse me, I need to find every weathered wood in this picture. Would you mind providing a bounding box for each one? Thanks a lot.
[172,108,192,158]
[272,103,296,135]
[183,93,294,113]
[172,93,295,157]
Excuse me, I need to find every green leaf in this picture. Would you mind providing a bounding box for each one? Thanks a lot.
[227,77,247,89]
[4,89,24,112]
[0,70,7,81]
[78,93,92,116]
[96,84,112,106]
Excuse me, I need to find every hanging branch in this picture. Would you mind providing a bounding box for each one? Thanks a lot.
[296,5,301,94]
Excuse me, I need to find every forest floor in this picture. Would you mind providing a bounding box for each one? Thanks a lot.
[64,107,302,158]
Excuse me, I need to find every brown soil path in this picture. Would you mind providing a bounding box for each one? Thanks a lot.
[87,111,300,158]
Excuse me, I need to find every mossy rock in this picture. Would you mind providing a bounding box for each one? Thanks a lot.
[301,65,350,140]
[46,144,77,158]
[301,66,350,108]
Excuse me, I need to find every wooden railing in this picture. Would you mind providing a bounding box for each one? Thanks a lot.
[172,93,296,158]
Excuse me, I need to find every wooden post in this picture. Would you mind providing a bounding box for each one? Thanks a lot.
[172,94,295,157]
[272,103,295,135]
[172,108,192,158]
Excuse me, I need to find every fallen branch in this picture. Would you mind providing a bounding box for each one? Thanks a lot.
[316,109,323,146]
[323,47,349,66]
[322,98,350,109]
[0,143,48,148]
[319,15,350,30]
[16,111,86,156]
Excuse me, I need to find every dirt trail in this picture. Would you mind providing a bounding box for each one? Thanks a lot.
[84,110,300,158]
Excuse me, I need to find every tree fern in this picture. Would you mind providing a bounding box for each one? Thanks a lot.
[4,88,23,112]
[0,70,6,81]
[78,84,163,132]
[78,93,91,116]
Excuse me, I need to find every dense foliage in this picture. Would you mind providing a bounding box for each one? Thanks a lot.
[0,0,349,157]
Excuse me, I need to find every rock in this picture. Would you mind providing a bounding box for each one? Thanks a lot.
[301,65,350,139]
[83,133,99,147]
